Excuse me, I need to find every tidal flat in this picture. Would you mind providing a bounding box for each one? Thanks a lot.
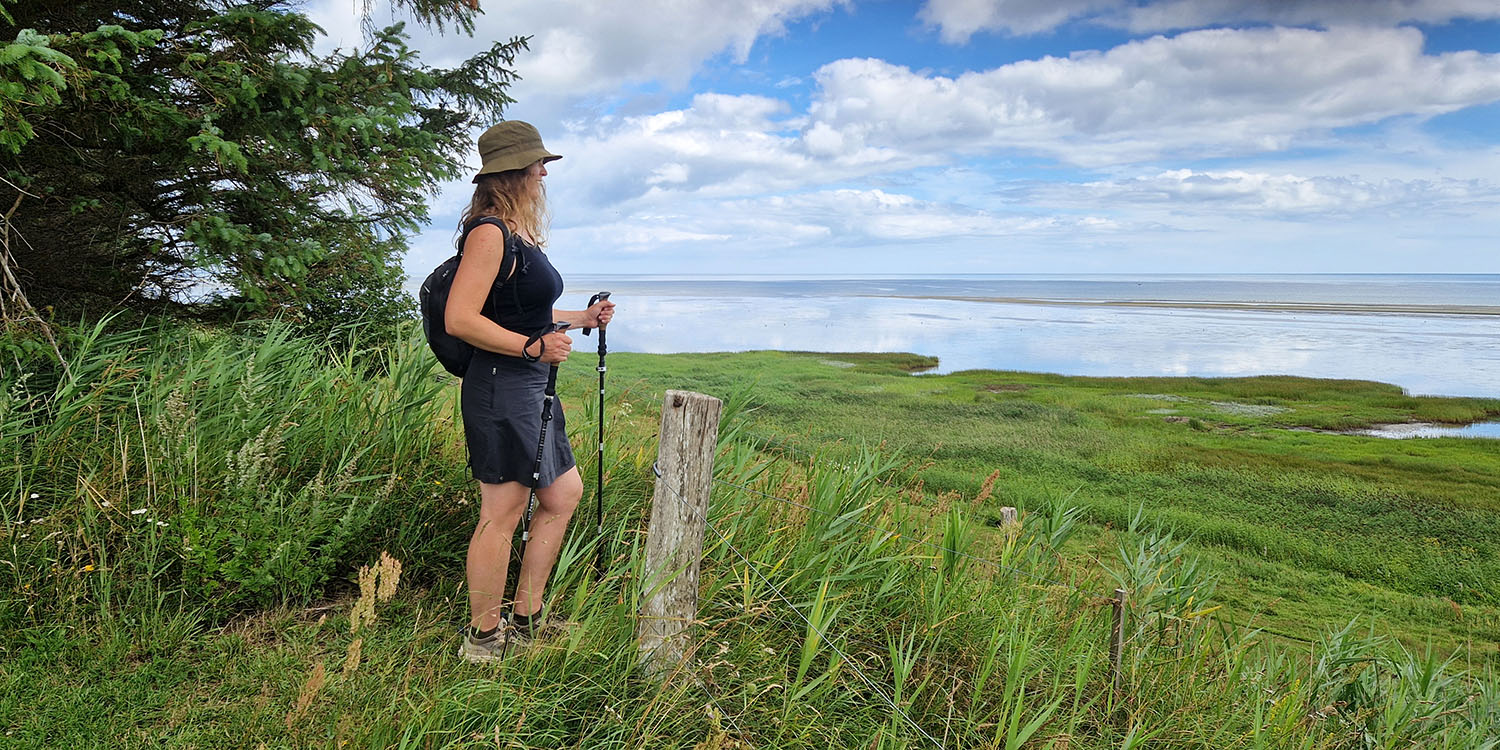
[560,273,1500,398]
[607,349,1500,663]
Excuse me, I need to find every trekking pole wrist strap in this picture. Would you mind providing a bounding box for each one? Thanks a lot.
[522,333,545,362]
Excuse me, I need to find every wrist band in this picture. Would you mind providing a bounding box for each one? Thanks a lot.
[522,333,545,362]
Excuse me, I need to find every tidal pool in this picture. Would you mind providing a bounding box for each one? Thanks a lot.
[1355,422,1500,439]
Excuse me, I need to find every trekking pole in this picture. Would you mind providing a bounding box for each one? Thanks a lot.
[581,292,611,574]
[504,321,570,657]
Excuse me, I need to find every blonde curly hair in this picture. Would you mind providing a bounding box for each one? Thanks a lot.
[458,163,551,247]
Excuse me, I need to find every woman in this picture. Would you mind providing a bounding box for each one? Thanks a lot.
[444,120,615,662]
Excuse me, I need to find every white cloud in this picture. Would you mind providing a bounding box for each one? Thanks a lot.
[920,0,1116,39]
[919,0,1500,40]
[717,189,1121,242]
[313,5,1500,221]
[1118,0,1500,34]
[803,26,1500,166]
[309,0,847,108]
[549,187,1130,268]
[555,223,732,255]
[547,93,819,209]
[500,24,1500,274]
[1050,169,1500,216]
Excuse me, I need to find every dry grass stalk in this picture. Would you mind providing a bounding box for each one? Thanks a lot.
[906,478,926,507]
[932,489,960,516]
[286,662,326,729]
[350,551,402,634]
[344,553,400,676]
[376,551,402,600]
[343,637,363,678]
[971,469,1000,511]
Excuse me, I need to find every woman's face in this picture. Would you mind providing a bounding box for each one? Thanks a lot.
[515,160,547,200]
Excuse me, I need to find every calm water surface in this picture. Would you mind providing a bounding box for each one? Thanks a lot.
[1359,422,1500,439]
[554,274,1500,399]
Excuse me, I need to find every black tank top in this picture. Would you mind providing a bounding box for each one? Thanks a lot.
[490,237,563,335]
[461,219,564,337]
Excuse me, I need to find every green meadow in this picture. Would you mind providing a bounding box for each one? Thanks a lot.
[610,350,1500,662]
[3,323,1498,748]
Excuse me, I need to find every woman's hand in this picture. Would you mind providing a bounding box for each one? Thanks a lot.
[526,330,573,364]
[585,298,616,329]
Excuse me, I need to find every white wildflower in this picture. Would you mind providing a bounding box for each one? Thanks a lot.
[130,508,147,515]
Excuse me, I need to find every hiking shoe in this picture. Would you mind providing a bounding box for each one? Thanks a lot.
[459,611,548,663]
[458,623,534,663]
[458,627,507,663]
[533,617,577,641]
[506,609,543,641]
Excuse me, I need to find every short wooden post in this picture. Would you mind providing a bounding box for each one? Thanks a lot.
[1110,587,1127,692]
[637,390,722,679]
[999,506,1018,526]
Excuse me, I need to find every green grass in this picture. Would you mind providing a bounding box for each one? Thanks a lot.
[3,325,1498,748]
[607,351,1500,660]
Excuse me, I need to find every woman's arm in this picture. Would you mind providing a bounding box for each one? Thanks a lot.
[550,308,588,330]
[446,223,571,362]
[553,298,616,330]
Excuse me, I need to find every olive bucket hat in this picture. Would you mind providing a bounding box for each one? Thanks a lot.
[472,120,562,182]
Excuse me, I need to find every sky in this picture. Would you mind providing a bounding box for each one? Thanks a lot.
[306,0,1500,278]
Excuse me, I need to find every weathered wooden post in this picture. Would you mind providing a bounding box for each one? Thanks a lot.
[1110,587,1128,692]
[637,390,722,679]
[999,506,1018,525]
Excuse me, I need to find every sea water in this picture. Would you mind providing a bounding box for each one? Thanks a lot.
[1358,422,1500,439]
[556,274,1500,399]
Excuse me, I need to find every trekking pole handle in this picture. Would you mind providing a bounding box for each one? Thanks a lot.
[544,322,568,393]
[582,291,611,336]
[523,321,572,363]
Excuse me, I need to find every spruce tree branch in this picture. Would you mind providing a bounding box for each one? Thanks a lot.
[1,191,73,381]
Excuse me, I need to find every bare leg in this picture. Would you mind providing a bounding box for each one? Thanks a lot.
[467,480,527,631]
[512,466,583,617]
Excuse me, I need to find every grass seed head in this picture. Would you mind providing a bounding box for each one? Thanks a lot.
[286,661,326,729]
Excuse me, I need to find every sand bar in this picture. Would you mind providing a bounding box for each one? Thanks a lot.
[876,295,1500,317]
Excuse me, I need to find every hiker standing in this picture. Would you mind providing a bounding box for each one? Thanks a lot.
[443,120,615,661]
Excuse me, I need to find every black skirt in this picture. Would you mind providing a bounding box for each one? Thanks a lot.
[461,348,576,487]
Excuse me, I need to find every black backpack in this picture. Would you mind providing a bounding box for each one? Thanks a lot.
[419,217,524,377]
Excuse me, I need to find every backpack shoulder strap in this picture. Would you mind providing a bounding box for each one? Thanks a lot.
[459,216,520,283]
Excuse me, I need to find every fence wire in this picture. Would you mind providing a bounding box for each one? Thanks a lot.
[673,412,1434,656]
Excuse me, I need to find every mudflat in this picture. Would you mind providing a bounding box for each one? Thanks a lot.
[879,293,1500,316]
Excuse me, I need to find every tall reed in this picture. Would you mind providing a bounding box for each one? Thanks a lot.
[2,320,462,630]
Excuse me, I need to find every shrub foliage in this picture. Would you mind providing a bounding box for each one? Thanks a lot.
[1,0,524,341]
